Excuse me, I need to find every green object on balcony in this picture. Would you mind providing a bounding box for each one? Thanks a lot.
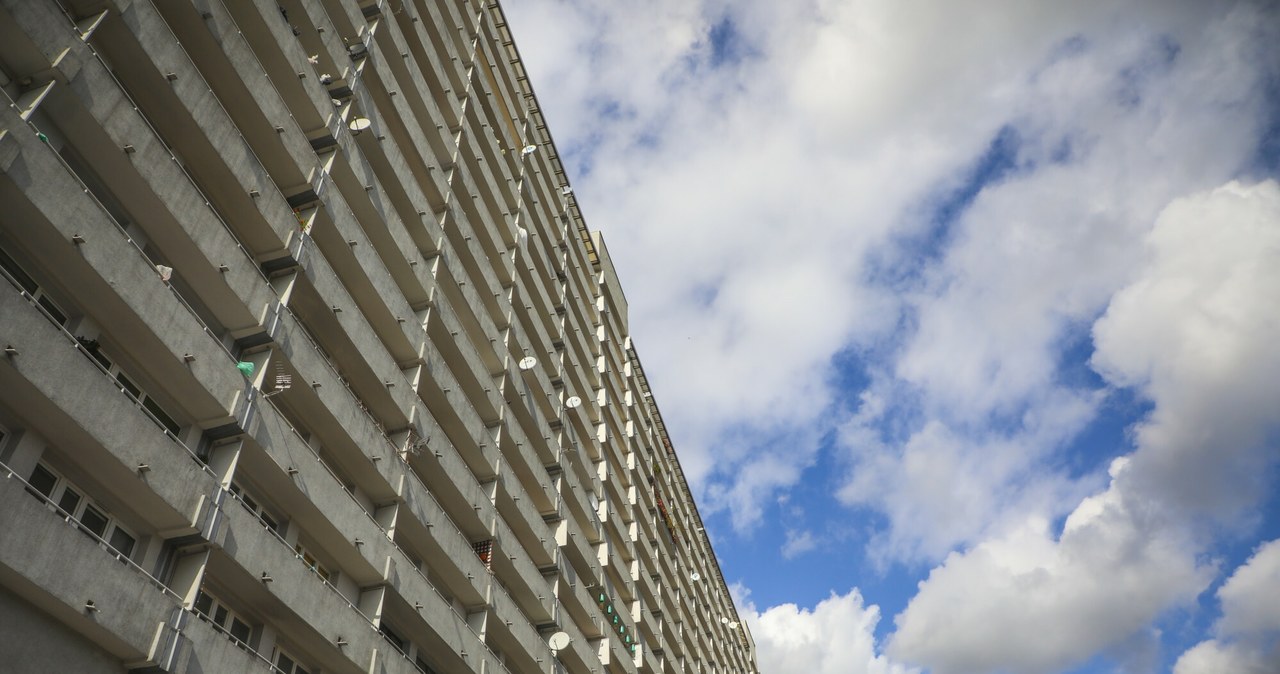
[236,361,255,377]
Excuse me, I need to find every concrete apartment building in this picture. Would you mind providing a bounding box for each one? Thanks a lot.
[0,1,759,674]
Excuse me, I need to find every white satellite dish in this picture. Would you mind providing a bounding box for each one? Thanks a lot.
[518,356,538,370]
[565,396,582,409]
[720,617,729,624]
[728,621,740,629]
[689,572,701,582]
[349,117,372,133]
[521,144,537,156]
[548,631,571,651]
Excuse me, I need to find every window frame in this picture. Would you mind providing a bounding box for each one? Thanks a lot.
[0,245,69,326]
[83,346,182,437]
[273,645,313,674]
[26,462,138,560]
[293,538,333,583]
[193,589,253,647]
[229,481,283,533]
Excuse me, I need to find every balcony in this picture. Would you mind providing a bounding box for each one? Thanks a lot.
[393,479,490,607]
[98,0,304,259]
[307,180,424,365]
[290,248,416,425]
[441,204,511,330]
[1,113,247,425]
[0,472,181,667]
[497,399,558,513]
[208,497,387,673]
[488,578,556,674]
[0,288,218,528]
[495,462,558,569]
[403,399,495,541]
[243,396,396,583]
[427,279,503,423]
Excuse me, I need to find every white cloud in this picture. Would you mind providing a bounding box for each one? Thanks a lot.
[887,458,1213,674]
[739,588,917,674]
[781,528,817,559]
[1173,539,1280,674]
[1173,640,1279,674]
[887,179,1280,673]
[1217,538,1280,637]
[1092,181,1280,520]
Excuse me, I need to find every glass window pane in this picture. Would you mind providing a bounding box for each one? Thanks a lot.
[37,294,67,326]
[194,591,213,616]
[116,372,140,397]
[80,504,108,537]
[230,617,250,643]
[0,246,38,294]
[380,624,405,651]
[27,465,58,498]
[58,487,82,516]
[109,526,136,558]
[276,653,295,674]
[213,605,228,628]
[142,395,180,436]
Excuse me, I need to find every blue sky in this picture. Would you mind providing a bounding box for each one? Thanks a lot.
[502,1,1280,673]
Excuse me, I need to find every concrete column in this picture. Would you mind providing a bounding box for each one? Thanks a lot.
[169,549,210,607]
[0,428,41,477]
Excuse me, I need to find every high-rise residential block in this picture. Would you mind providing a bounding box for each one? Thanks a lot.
[0,1,758,674]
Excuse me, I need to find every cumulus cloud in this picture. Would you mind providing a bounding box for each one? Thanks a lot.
[1173,539,1280,674]
[887,458,1213,674]
[739,588,917,674]
[1217,538,1280,637]
[888,180,1280,673]
[1093,181,1280,520]
[1172,640,1279,674]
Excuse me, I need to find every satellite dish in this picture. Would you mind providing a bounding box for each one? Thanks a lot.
[349,117,371,133]
[565,396,582,409]
[728,621,740,629]
[548,631,570,651]
[689,572,701,582]
[518,356,538,370]
[720,617,730,624]
[521,144,537,156]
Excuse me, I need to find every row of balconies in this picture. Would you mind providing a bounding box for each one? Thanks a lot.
[7,0,757,670]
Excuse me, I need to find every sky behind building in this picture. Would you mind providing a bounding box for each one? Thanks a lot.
[500,1,1280,673]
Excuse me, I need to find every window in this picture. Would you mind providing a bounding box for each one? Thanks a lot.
[415,655,440,674]
[86,347,182,436]
[294,541,332,582]
[26,462,137,559]
[193,589,252,645]
[380,623,406,654]
[0,245,67,326]
[274,647,313,674]
[229,481,281,533]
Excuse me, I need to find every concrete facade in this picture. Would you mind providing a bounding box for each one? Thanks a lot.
[0,1,759,674]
